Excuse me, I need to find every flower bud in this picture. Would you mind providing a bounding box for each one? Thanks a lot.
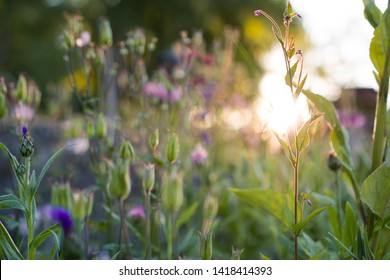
[96,113,107,139]
[0,92,7,118]
[99,18,113,47]
[198,231,213,260]
[72,191,86,221]
[203,193,218,220]
[20,126,34,158]
[107,160,131,201]
[166,133,180,164]
[51,182,72,210]
[16,74,27,101]
[119,140,135,161]
[162,171,183,213]
[149,128,159,150]
[328,151,341,172]
[142,163,155,193]
[86,120,95,138]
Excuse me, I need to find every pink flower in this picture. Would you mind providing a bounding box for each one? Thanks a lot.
[144,82,168,101]
[127,204,145,219]
[254,10,262,16]
[190,143,208,165]
[170,87,183,102]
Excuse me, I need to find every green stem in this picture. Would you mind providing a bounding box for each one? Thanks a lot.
[167,212,173,260]
[83,217,89,259]
[293,156,299,260]
[24,157,34,260]
[118,199,132,259]
[145,190,151,259]
[336,171,343,238]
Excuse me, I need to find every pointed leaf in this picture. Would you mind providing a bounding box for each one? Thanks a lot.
[361,163,390,220]
[34,145,69,198]
[272,130,295,166]
[293,205,329,234]
[0,142,24,187]
[230,188,290,228]
[294,73,308,97]
[0,194,26,212]
[0,221,24,260]
[343,202,358,248]
[285,60,299,86]
[363,0,383,28]
[328,232,358,260]
[177,202,199,228]
[297,114,321,152]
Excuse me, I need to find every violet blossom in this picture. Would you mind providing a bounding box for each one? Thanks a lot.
[127,204,145,219]
[190,143,208,166]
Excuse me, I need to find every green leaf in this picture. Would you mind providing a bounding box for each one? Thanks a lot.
[328,232,358,260]
[363,0,383,28]
[292,205,329,234]
[230,188,290,228]
[33,145,69,198]
[272,130,295,166]
[309,248,328,260]
[361,163,390,220]
[296,114,321,152]
[0,194,26,212]
[294,73,307,97]
[0,142,24,187]
[177,202,199,228]
[369,8,390,77]
[30,224,61,255]
[344,202,358,248]
[285,60,299,86]
[328,206,341,239]
[0,221,24,260]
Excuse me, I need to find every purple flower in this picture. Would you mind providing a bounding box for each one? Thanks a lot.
[127,204,145,219]
[200,131,212,145]
[254,10,262,16]
[51,207,73,235]
[190,143,208,166]
[338,111,366,129]
[144,82,168,101]
[22,126,28,136]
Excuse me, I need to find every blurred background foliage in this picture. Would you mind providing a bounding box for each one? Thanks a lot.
[0,0,305,111]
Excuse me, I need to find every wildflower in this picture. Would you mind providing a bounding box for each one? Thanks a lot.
[13,103,34,125]
[51,206,73,235]
[170,87,183,102]
[254,10,262,17]
[190,143,208,166]
[338,111,366,129]
[127,204,146,219]
[144,82,168,101]
[200,131,212,145]
[76,31,91,47]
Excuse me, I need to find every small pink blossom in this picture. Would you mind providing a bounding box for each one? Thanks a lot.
[170,87,183,102]
[190,143,208,165]
[127,204,145,219]
[144,82,168,101]
[254,10,262,16]
[76,31,91,47]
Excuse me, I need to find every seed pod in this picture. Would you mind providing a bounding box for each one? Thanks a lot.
[198,231,213,260]
[203,193,218,220]
[166,133,180,164]
[142,163,155,193]
[51,182,72,210]
[119,140,135,161]
[96,113,107,139]
[162,171,183,213]
[149,128,159,150]
[107,160,131,201]
[72,191,86,221]
[16,74,27,101]
[99,18,112,47]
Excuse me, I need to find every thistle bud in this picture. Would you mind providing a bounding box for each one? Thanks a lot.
[16,74,27,101]
[107,160,131,201]
[119,140,135,161]
[328,151,341,172]
[99,18,113,47]
[96,113,107,139]
[0,92,7,118]
[72,191,86,221]
[198,231,213,260]
[149,128,159,150]
[166,133,180,164]
[20,126,34,158]
[142,163,155,193]
[162,171,183,213]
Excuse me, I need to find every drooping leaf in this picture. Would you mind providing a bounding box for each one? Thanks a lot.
[30,224,61,255]
[292,205,329,234]
[230,188,290,228]
[361,163,390,221]
[369,8,390,77]
[363,0,383,28]
[0,194,26,212]
[296,114,321,152]
[0,221,24,260]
